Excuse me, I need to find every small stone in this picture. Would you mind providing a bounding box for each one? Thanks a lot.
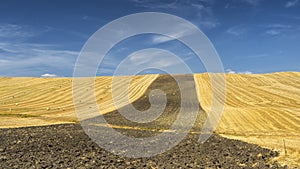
[0,156,7,160]
[257,153,262,158]
[116,159,123,163]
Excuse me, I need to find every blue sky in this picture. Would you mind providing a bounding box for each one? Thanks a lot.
[0,0,299,77]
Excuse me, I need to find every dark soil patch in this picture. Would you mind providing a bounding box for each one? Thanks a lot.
[101,74,205,137]
[0,124,286,168]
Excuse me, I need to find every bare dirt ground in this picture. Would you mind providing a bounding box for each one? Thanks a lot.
[0,124,286,169]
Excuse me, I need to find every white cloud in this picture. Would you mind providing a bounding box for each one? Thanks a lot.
[41,73,58,77]
[241,71,253,74]
[226,69,236,74]
[226,69,252,74]
[285,0,299,8]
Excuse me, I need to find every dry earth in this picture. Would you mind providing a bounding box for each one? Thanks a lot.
[0,124,286,169]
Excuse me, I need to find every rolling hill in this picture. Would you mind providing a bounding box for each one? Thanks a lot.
[195,72,300,167]
[0,72,299,167]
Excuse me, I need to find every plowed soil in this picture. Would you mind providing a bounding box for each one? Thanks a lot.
[0,124,286,169]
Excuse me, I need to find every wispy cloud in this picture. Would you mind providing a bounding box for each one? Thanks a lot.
[0,42,78,76]
[130,0,219,30]
[128,49,181,67]
[111,48,191,76]
[240,0,261,6]
[0,24,35,39]
[151,35,173,44]
[0,22,80,77]
[82,15,89,20]
[226,23,295,37]
[226,0,262,7]
[245,53,269,58]
[150,26,197,44]
[266,24,292,29]
[0,59,9,64]
[226,25,247,36]
[131,0,179,9]
[285,0,299,8]
[264,23,293,36]
[265,29,281,36]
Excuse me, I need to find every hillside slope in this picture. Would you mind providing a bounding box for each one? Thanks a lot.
[194,72,300,167]
[0,72,299,166]
[0,75,158,128]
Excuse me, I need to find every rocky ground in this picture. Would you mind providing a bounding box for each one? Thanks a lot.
[0,124,286,169]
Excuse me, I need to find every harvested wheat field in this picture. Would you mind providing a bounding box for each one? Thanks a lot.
[0,75,158,128]
[0,72,299,168]
[195,72,300,167]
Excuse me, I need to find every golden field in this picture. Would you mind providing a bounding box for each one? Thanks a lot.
[0,75,158,127]
[195,72,300,167]
[0,72,299,166]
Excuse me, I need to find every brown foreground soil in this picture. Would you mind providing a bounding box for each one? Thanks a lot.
[0,124,287,169]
